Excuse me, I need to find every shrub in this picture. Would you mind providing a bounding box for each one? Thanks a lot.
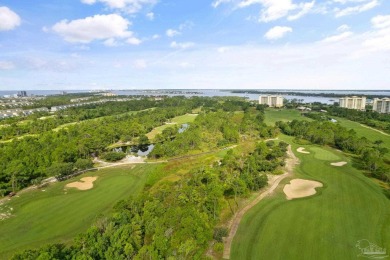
[101,152,126,162]
[74,158,94,170]
[213,242,224,253]
[213,227,228,242]
[47,162,74,179]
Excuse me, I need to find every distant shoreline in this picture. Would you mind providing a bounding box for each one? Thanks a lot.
[1,89,389,103]
[229,90,389,99]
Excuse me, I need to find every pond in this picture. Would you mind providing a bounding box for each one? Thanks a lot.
[111,124,189,156]
[113,144,155,156]
[178,123,189,133]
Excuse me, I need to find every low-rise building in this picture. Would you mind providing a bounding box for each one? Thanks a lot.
[339,96,366,110]
[373,98,390,114]
[259,95,284,108]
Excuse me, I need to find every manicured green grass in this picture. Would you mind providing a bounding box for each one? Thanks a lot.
[264,108,312,126]
[0,164,162,258]
[231,135,390,260]
[310,146,342,161]
[146,113,198,140]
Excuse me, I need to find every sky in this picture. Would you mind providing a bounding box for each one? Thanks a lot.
[0,0,390,90]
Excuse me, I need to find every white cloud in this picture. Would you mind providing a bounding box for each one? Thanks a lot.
[52,14,133,43]
[104,38,119,47]
[80,0,157,14]
[334,0,378,17]
[371,15,390,29]
[239,0,296,22]
[152,34,160,39]
[237,0,314,22]
[170,41,195,49]
[5,33,390,90]
[212,0,232,8]
[322,31,353,42]
[362,15,390,52]
[333,0,371,4]
[22,56,79,72]
[81,0,96,4]
[264,26,292,40]
[166,21,193,38]
[216,0,379,21]
[363,33,390,52]
[287,1,315,21]
[166,29,180,37]
[146,12,154,20]
[127,37,142,45]
[337,24,350,32]
[0,6,21,31]
[0,61,15,70]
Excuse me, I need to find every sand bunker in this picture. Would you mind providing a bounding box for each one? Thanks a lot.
[297,147,310,154]
[66,177,98,191]
[331,161,347,167]
[283,179,323,200]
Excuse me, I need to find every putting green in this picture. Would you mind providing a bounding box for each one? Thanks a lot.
[0,164,162,258]
[231,136,390,260]
[311,146,341,161]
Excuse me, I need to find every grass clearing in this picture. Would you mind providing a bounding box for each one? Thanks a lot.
[52,108,156,132]
[231,135,390,259]
[146,113,198,140]
[0,164,162,258]
[52,122,78,131]
[0,133,38,143]
[264,108,312,126]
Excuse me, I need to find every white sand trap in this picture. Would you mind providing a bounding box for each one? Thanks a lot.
[331,161,347,167]
[66,177,98,191]
[297,147,310,154]
[283,179,323,200]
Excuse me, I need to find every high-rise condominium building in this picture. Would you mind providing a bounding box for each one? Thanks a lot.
[17,91,27,97]
[373,98,390,114]
[339,96,366,110]
[259,95,284,108]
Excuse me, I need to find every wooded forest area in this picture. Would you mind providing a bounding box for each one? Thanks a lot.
[10,98,287,259]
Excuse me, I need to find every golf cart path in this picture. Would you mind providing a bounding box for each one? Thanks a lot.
[222,145,299,259]
[360,124,390,137]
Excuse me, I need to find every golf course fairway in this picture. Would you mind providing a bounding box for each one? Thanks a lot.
[231,136,390,259]
[0,164,161,258]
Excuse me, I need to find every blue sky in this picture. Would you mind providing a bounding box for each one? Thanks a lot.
[0,0,390,90]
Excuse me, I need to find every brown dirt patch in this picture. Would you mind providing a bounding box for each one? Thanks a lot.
[66,177,98,191]
[283,179,322,200]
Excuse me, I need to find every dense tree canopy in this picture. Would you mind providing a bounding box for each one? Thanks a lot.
[9,97,289,259]
[0,97,215,195]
